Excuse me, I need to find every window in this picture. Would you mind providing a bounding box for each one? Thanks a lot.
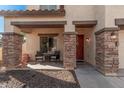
[40,36,57,53]
[40,5,57,10]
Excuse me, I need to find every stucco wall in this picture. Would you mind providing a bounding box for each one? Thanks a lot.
[65,5,95,32]
[105,5,124,27]
[94,5,105,31]
[0,48,2,62]
[119,30,124,69]
[27,5,95,20]
[22,28,64,60]
[94,5,124,30]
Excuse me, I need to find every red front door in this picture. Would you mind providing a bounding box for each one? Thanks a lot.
[76,35,84,61]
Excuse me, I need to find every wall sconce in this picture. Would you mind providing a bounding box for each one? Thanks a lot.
[0,35,2,39]
[111,32,117,39]
[23,37,27,43]
[111,32,118,47]
[86,37,90,42]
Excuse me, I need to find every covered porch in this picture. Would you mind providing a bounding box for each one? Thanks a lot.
[1,20,98,70]
[15,21,66,69]
[2,21,68,69]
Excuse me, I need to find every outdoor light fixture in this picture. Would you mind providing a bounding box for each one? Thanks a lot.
[86,37,90,42]
[23,37,27,43]
[24,37,26,41]
[111,32,118,47]
[111,32,117,39]
[0,35,2,39]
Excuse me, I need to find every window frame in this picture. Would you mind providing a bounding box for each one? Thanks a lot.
[40,36,57,53]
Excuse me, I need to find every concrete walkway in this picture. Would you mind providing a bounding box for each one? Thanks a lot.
[75,64,124,88]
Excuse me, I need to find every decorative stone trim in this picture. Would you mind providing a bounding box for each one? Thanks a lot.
[95,27,119,75]
[63,32,76,70]
[2,32,23,68]
[95,27,120,35]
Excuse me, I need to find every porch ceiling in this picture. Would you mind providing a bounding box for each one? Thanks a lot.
[11,21,67,28]
[73,20,97,28]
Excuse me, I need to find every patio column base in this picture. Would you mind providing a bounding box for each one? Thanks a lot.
[95,27,119,75]
[2,32,23,68]
[63,32,76,70]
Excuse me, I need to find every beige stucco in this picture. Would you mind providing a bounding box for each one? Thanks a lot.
[105,6,124,27]
[94,5,124,30]
[65,5,95,32]
[0,48,2,61]
[119,30,124,68]
[94,5,106,31]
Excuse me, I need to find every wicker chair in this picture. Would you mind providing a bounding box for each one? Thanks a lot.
[35,51,45,62]
[50,51,60,62]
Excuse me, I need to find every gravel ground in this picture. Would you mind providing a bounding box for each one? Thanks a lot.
[0,70,80,88]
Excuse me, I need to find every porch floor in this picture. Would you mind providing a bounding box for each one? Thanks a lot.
[27,62,64,70]
[75,63,124,88]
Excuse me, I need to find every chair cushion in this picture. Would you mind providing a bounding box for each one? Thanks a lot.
[51,56,57,58]
[36,56,44,58]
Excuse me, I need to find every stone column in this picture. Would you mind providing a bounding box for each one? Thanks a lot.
[63,32,76,70]
[95,28,119,76]
[2,32,23,68]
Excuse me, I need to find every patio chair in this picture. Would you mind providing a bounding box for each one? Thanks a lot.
[35,51,45,62]
[50,51,60,62]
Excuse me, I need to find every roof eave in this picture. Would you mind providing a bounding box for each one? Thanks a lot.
[0,9,65,17]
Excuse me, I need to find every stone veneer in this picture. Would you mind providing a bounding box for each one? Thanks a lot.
[2,32,23,68]
[95,28,119,75]
[63,32,76,70]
